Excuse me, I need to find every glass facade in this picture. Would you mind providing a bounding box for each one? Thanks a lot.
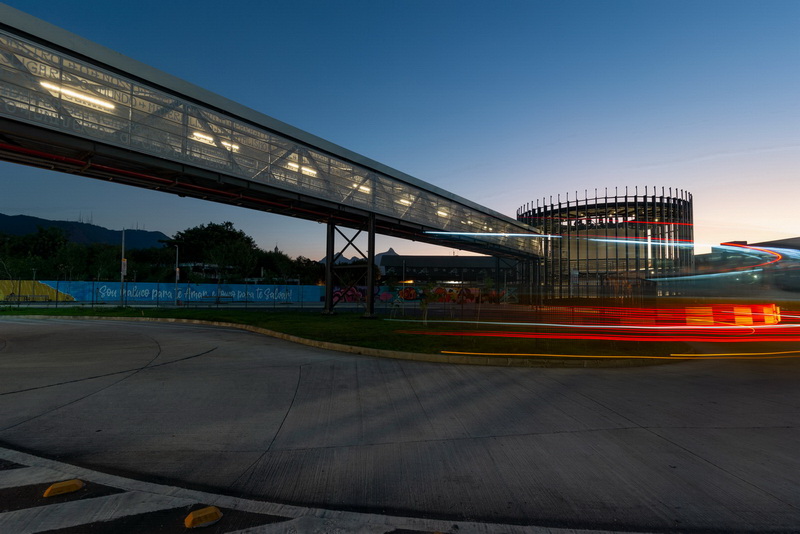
[517,187,694,298]
[0,30,539,258]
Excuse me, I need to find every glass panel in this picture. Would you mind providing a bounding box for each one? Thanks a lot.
[0,29,540,256]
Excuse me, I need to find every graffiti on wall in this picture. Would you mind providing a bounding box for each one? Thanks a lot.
[381,286,508,304]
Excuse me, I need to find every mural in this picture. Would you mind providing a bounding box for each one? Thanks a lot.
[1,281,324,304]
[0,280,73,302]
[1,281,513,305]
[333,285,500,305]
[380,285,509,304]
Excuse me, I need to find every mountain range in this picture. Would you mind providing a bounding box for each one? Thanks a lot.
[0,213,403,260]
[0,213,169,250]
[318,247,399,264]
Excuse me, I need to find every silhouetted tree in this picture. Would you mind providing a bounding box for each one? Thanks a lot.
[293,256,324,285]
[168,222,259,283]
[0,220,327,286]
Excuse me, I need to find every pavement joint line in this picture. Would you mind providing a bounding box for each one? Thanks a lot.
[0,315,668,368]
[0,446,621,534]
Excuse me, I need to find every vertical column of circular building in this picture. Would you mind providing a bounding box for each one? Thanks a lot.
[558,195,565,298]
[681,191,694,271]
[656,188,664,280]
[671,191,679,274]
[613,190,620,296]
[603,188,609,297]
[584,191,590,298]
[663,190,673,293]
[653,188,660,281]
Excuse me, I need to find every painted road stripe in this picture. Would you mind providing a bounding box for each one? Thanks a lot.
[42,506,289,533]
[0,467,76,489]
[0,491,195,534]
[0,447,617,534]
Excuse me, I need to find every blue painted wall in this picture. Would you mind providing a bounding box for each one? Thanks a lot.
[39,281,324,303]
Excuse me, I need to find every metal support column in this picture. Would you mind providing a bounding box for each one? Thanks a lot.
[365,213,376,318]
[324,220,335,314]
[323,217,375,315]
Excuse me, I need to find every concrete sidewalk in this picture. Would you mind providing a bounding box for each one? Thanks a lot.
[1,317,799,532]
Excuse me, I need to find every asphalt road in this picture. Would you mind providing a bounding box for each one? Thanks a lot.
[1,317,799,532]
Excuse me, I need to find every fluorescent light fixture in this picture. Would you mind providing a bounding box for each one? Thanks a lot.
[190,132,239,151]
[426,231,561,238]
[191,131,214,142]
[437,210,448,217]
[287,162,317,176]
[40,81,115,110]
[397,198,413,206]
[353,183,371,193]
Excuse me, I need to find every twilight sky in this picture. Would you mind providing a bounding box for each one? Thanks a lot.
[1,0,798,257]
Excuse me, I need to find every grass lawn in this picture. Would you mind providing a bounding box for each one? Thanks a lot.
[0,305,692,358]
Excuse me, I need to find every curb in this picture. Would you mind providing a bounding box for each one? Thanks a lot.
[2,315,679,368]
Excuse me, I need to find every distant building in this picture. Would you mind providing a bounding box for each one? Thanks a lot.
[379,254,519,286]
[741,237,800,250]
[696,237,800,293]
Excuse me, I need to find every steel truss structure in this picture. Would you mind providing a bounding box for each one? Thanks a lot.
[517,187,694,298]
[324,218,377,315]
[0,5,540,267]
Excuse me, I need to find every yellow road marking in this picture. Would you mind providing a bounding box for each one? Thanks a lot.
[441,350,800,360]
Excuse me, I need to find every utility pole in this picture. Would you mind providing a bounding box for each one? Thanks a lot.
[119,229,126,307]
[174,245,179,306]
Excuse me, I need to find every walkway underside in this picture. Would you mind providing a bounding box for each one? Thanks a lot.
[0,120,526,259]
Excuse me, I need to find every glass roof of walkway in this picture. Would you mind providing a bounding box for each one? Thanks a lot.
[0,4,540,259]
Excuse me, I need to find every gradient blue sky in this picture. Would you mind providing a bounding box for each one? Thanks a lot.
[1,0,798,257]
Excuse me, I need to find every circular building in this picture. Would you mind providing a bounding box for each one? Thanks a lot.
[517,187,693,298]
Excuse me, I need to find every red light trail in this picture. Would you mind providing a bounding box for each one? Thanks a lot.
[393,304,799,346]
